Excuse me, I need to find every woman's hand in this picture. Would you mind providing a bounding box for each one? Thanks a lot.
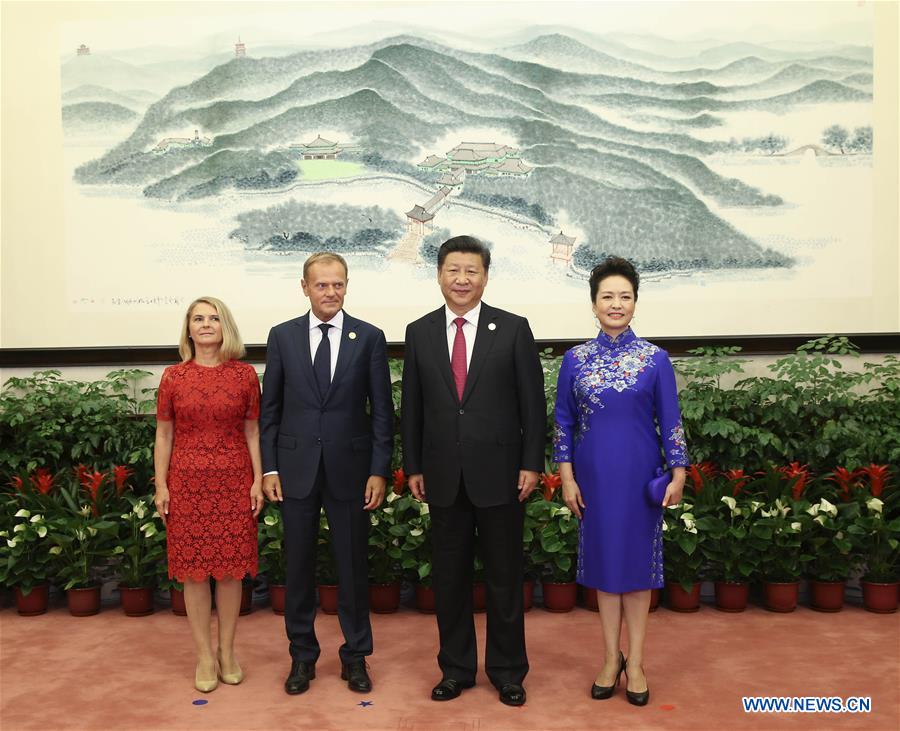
[562,478,586,520]
[662,480,684,508]
[250,478,264,518]
[153,483,170,526]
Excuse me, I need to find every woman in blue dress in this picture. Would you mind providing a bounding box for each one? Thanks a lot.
[553,257,689,706]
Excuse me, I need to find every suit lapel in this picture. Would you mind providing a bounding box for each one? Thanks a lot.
[426,307,459,402]
[293,315,319,396]
[325,312,360,403]
[461,303,498,405]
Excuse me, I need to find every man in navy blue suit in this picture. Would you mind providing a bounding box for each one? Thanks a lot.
[260,252,393,696]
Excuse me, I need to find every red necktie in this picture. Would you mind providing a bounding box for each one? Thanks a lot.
[451,317,467,401]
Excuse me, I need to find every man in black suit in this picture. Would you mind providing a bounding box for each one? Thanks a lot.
[260,252,393,696]
[401,235,546,706]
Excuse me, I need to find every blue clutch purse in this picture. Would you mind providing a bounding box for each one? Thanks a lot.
[646,467,670,507]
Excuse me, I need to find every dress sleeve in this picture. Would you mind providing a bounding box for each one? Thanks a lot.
[244,365,261,420]
[654,351,689,468]
[156,367,175,422]
[553,351,577,463]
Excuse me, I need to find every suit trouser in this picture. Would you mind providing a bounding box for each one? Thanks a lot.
[429,481,528,688]
[281,459,372,664]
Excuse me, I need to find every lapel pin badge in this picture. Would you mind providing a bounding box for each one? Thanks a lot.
[487,322,497,331]
[348,331,357,340]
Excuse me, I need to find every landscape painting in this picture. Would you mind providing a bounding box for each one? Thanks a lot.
[58,1,878,343]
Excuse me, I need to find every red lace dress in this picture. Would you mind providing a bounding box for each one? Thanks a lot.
[156,359,260,582]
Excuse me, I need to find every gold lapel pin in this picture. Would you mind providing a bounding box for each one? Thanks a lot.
[348,331,357,340]
[487,323,497,331]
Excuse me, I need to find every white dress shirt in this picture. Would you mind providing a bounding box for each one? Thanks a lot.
[444,302,480,370]
[309,309,343,380]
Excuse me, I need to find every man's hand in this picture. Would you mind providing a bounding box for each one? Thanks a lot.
[408,473,426,501]
[364,475,387,511]
[263,474,283,502]
[517,470,539,502]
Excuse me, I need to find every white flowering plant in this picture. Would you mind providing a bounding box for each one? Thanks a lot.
[528,495,579,583]
[802,497,861,582]
[113,492,166,588]
[704,491,768,583]
[257,502,286,585]
[662,498,707,591]
[752,497,813,582]
[367,491,414,584]
[847,487,900,583]
[0,508,55,594]
[392,495,432,587]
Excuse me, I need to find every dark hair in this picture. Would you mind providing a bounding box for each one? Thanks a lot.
[437,235,491,271]
[589,256,639,302]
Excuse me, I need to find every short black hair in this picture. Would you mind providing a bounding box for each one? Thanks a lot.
[589,256,639,302]
[437,235,491,271]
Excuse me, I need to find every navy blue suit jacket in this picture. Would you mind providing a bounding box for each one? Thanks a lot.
[260,311,393,501]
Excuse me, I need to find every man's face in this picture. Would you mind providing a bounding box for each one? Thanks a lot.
[301,260,347,321]
[438,252,488,315]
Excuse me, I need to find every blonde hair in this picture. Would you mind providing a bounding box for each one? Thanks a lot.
[178,296,246,362]
[303,251,348,281]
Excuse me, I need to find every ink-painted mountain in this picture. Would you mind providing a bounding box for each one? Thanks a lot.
[61,54,166,95]
[62,84,150,111]
[62,102,139,131]
[70,33,873,272]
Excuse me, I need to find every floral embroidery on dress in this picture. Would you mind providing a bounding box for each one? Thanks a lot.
[668,422,689,466]
[553,422,570,457]
[650,514,664,587]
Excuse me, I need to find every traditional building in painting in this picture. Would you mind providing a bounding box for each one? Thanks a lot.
[153,129,213,154]
[417,142,531,178]
[291,135,343,160]
[76,44,91,56]
[549,231,576,264]
[235,38,246,57]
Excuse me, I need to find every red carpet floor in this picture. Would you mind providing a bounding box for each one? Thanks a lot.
[1,594,898,731]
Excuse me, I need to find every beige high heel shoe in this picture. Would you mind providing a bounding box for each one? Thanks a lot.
[217,648,244,685]
[195,661,219,693]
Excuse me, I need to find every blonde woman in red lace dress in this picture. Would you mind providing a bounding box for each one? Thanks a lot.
[154,296,264,693]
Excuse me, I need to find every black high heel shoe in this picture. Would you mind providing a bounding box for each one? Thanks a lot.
[624,658,650,706]
[590,651,625,700]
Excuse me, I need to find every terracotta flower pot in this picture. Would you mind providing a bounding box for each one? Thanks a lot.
[67,586,101,616]
[119,585,154,616]
[15,584,49,616]
[861,580,898,613]
[666,581,701,612]
[369,582,400,614]
[472,582,486,612]
[581,585,599,612]
[715,581,749,612]
[239,583,253,615]
[170,587,187,616]
[318,584,339,614]
[542,581,577,612]
[764,581,799,613]
[523,580,534,612]
[649,588,661,612]
[415,584,436,613]
[269,584,286,615]
[808,580,845,612]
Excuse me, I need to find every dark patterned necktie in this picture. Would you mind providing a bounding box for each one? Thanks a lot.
[451,317,467,401]
[313,323,332,396]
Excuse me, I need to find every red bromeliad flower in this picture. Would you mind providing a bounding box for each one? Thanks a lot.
[8,475,24,493]
[392,468,406,495]
[540,471,562,500]
[112,465,132,495]
[75,464,90,486]
[827,467,862,502]
[779,462,811,500]
[687,462,717,493]
[724,468,751,497]
[78,467,106,515]
[29,468,55,495]
[860,464,893,498]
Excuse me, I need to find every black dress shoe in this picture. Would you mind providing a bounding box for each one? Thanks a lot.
[341,660,372,693]
[499,683,526,706]
[624,659,650,707]
[431,678,475,701]
[591,651,625,700]
[284,661,316,695]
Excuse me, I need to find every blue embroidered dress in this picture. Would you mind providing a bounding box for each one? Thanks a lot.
[553,328,689,593]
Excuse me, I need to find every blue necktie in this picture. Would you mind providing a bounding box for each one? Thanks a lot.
[313,323,332,397]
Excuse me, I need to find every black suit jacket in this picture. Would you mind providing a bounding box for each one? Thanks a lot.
[260,311,393,501]
[401,302,546,508]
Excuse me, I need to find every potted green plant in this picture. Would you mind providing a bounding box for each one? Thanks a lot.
[46,482,118,616]
[393,497,433,612]
[0,508,54,615]
[662,499,706,611]
[258,503,287,614]
[706,493,763,612]
[367,492,404,613]
[849,484,899,613]
[316,508,339,614]
[753,495,813,612]
[112,493,165,616]
[803,494,860,612]
[528,497,579,612]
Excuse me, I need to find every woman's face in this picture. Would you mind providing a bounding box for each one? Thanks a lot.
[188,302,224,350]
[593,274,636,335]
